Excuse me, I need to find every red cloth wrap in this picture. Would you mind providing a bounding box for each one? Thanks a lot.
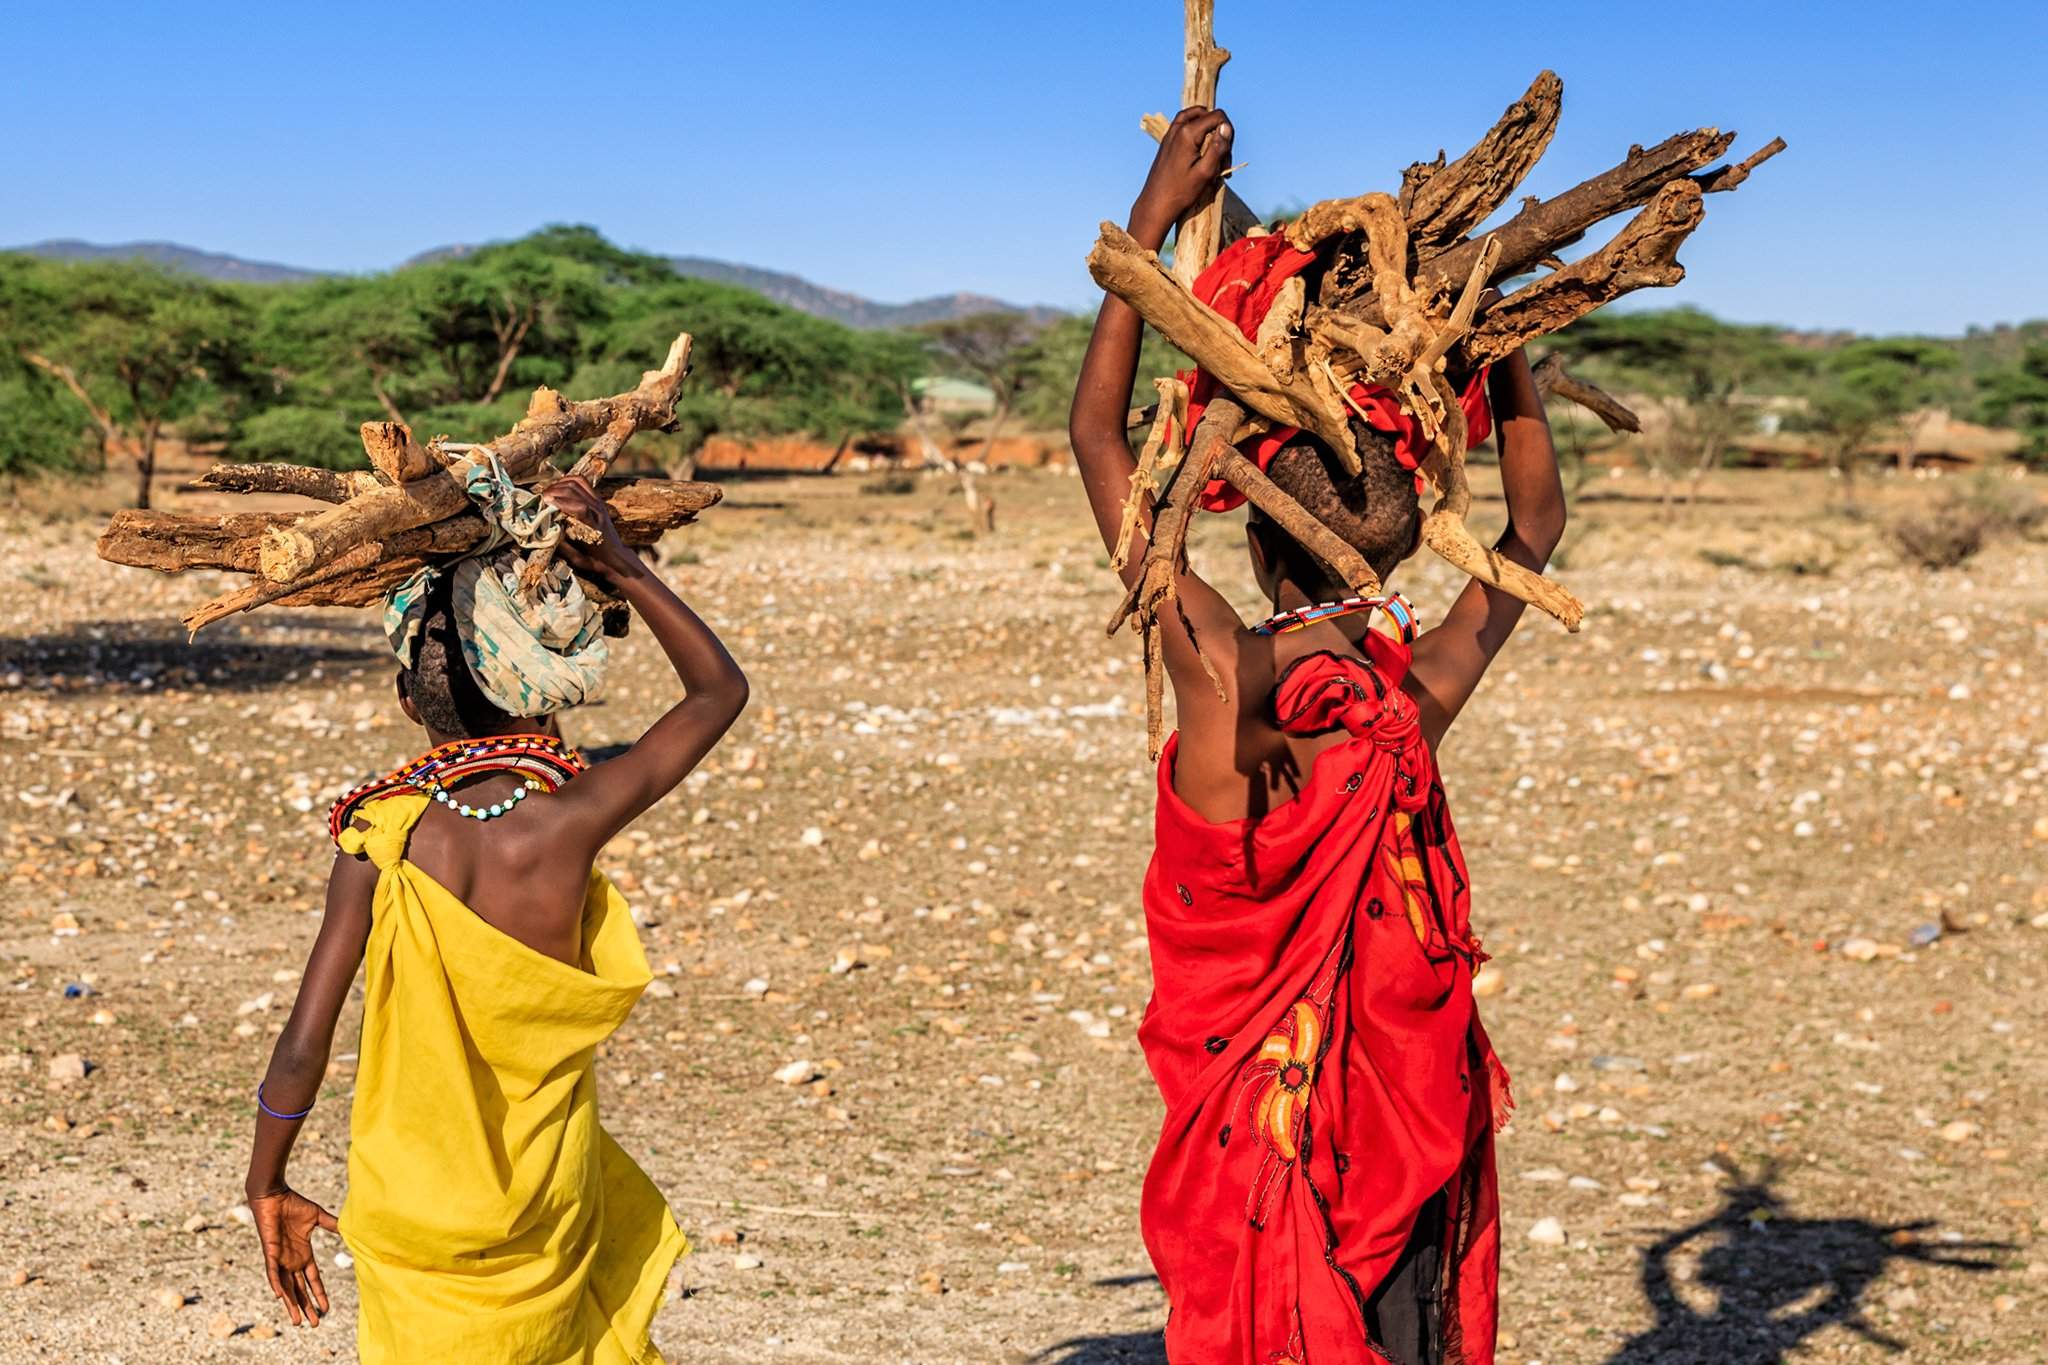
[1138,633,1510,1364]
[1177,233,1492,513]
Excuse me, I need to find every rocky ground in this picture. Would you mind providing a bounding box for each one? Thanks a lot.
[1,463,2044,1364]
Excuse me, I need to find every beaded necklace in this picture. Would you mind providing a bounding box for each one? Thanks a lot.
[1252,591,1420,644]
[328,733,587,842]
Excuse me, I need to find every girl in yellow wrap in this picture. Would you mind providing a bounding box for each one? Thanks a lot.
[242,479,748,1362]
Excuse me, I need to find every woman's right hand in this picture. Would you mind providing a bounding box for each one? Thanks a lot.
[1131,106,1234,247]
[249,1186,338,1327]
[543,475,645,588]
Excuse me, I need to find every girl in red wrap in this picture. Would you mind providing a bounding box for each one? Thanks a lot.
[1068,108,1568,1365]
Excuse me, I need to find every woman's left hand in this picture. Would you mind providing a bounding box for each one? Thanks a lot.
[249,1187,338,1327]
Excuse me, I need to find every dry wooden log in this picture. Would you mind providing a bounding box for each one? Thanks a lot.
[1108,396,1243,757]
[171,479,717,633]
[1463,181,1703,366]
[1088,222,1358,468]
[1693,136,1787,194]
[193,464,381,503]
[1531,353,1641,433]
[1399,71,1562,251]
[1113,377,1188,572]
[101,478,717,578]
[1167,0,1231,291]
[1420,509,1585,630]
[360,421,441,484]
[1142,112,1259,245]
[97,509,303,575]
[256,332,694,585]
[1323,126,1742,326]
[184,541,403,633]
[1214,450,1379,597]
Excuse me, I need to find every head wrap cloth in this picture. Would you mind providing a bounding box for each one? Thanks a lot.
[384,456,608,717]
[1177,233,1493,513]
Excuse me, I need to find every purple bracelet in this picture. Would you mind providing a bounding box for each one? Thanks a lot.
[256,1083,314,1122]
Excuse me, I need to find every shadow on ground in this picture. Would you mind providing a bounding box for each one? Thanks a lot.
[1605,1158,2009,1364]
[1032,1274,1164,1364]
[1032,1330,1166,1365]
[0,618,382,693]
[1031,1164,2009,1365]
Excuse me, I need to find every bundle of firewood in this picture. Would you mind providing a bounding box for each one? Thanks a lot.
[1095,1,1781,748]
[96,334,719,635]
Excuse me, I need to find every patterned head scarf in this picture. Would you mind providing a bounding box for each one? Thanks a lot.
[384,456,608,717]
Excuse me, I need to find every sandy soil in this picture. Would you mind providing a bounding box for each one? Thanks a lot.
[1,465,2044,1364]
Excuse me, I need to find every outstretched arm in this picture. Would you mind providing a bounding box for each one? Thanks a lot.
[541,476,748,849]
[1405,348,1567,746]
[244,849,375,1327]
[1069,108,1249,704]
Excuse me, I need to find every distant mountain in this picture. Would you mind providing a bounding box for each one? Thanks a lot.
[406,244,1063,330]
[658,255,1064,331]
[6,238,1061,331]
[12,238,325,285]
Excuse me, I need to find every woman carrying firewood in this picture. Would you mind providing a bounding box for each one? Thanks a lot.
[1070,109,1568,1365]
[239,473,746,1361]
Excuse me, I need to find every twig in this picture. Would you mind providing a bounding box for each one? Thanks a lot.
[1167,0,1231,290]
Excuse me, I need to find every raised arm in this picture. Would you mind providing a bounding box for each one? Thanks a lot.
[244,849,376,1327]
[1070,108,1252,722]
[540,476,748,849]
[1070,106,1233,575]
[1405,348,1568,746]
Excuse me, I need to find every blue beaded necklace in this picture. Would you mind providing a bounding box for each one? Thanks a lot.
[406,769,545,821]
[328,734,586,840]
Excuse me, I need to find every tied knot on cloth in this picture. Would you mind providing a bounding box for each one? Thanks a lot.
[384,456,608,717]
[1177,233,1492,514]
[1274,648,1435,813]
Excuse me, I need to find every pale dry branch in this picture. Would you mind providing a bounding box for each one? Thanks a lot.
[1168,0,1232,291]
[1088,222,1358,469]
[1531,353,1641,433]
[256,332,694,585]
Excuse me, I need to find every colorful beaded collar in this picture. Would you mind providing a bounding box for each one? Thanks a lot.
[328,733,586,842]
[1252,592,1419,644]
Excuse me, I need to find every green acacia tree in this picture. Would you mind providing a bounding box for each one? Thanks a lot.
[1805,338,1958,501]
[1547,308,1804,509]
[1977,341,2048,465]
[919,312,1040,465]
[15,262,251,506]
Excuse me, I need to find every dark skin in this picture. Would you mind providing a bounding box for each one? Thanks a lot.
[242,475,747,1328]
[1069,107,1567,825]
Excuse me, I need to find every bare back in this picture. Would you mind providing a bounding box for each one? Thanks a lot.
[395,776,595,965]
[1169,620,1411,827]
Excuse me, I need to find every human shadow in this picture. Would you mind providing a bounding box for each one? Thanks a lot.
[1606,1158,2010,1364]
[1032,1330,1166,1365]
[1032,1273,1166,1364]
[0,618,381,694]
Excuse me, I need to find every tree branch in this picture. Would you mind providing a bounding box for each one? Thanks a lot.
[254,332,694,584]
[1167,0,1231,291]
[1087,223,1357,467]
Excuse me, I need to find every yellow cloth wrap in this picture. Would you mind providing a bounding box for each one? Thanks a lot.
[335,794,686,1364]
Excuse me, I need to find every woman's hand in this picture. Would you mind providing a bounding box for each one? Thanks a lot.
[542,475,645,588]
[1130,106,1234,248]
[249,1187,338,1327]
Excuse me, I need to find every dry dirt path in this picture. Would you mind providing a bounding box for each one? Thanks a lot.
[1,468,2043,1363]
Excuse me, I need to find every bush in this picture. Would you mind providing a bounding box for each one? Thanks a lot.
[230,405,371,470]
[0,376,92,476]
[1888,504,1986,569]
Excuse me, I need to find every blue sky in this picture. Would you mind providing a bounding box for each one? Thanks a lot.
[4,1,2042,334]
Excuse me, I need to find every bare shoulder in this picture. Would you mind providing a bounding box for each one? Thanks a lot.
[1168,624,1288,768]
